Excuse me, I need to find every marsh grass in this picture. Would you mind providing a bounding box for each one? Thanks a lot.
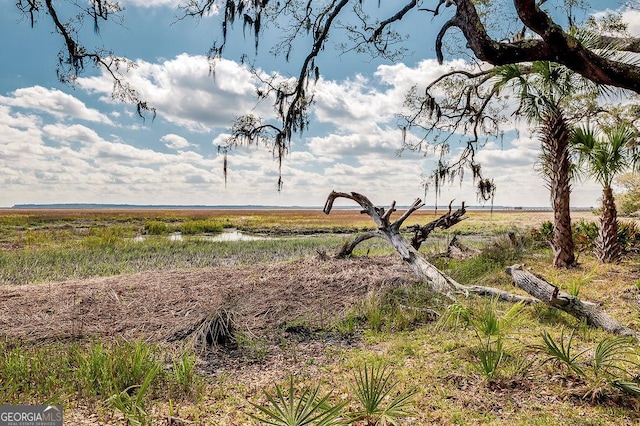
[170,351,203,400]
[433,234,529,284]
[340,283,440,336]
[0,209,542,286]
[0,235,385,285]
[106,367,160,426]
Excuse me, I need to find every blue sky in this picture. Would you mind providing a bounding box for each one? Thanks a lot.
[0,0,637,208]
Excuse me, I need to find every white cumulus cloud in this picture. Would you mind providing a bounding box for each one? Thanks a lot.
[161,133,191,150]
[0,86,113,125]
[77,54,273,132]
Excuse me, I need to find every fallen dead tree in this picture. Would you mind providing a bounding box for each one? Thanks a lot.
[324,191,536,303]
[324,191,638,338]
[506,265,639,338]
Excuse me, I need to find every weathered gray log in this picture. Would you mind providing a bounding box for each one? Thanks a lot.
[506,264,639,338]
[324,191,636,336]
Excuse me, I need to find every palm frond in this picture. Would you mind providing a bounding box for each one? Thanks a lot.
[539,328,588,377]
[612,379,640,396]
[249,376,345,426]
[593,336,640,378]
[350,362,416,424]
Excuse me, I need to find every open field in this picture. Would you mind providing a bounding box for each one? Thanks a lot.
[1,208,639,425]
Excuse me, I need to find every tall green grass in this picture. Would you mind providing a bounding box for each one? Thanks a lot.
[0,338,201,407]
[433,235,529,284]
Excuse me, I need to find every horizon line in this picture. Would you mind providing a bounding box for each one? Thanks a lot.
[5,203,596,211]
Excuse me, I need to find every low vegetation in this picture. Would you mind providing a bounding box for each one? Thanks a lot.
[0,208,639,424]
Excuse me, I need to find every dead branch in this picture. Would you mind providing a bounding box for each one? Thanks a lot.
[335,231,383,258]
[444,235,481,259]
[408,200,466,250]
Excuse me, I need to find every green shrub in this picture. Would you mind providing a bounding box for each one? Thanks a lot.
[533,221,554,243]
[533,220,602,253]
[618,221,640,253]
[573,219,599,252]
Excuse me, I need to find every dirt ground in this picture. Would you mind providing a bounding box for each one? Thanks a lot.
[0,255,415,346]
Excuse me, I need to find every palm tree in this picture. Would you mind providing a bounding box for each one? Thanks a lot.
[492,61,599,267]
[571,124,639,263]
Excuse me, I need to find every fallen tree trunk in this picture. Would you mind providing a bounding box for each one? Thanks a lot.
[335,201,466,258]
[506,264,639,339]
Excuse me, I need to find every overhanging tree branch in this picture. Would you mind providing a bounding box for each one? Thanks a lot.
[451,0,640,93]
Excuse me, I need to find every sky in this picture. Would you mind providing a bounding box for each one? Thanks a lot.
[0,0,639,208]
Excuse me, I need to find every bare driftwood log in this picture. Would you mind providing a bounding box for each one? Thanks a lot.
[506,265,639,339]
[324,191,636,337]
[324,191,536,303]
[336,200,466,258]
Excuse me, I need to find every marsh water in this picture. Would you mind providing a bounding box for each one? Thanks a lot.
[133,229,274,243]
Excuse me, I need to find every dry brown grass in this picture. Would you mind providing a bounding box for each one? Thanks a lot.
[0,255,414,344]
